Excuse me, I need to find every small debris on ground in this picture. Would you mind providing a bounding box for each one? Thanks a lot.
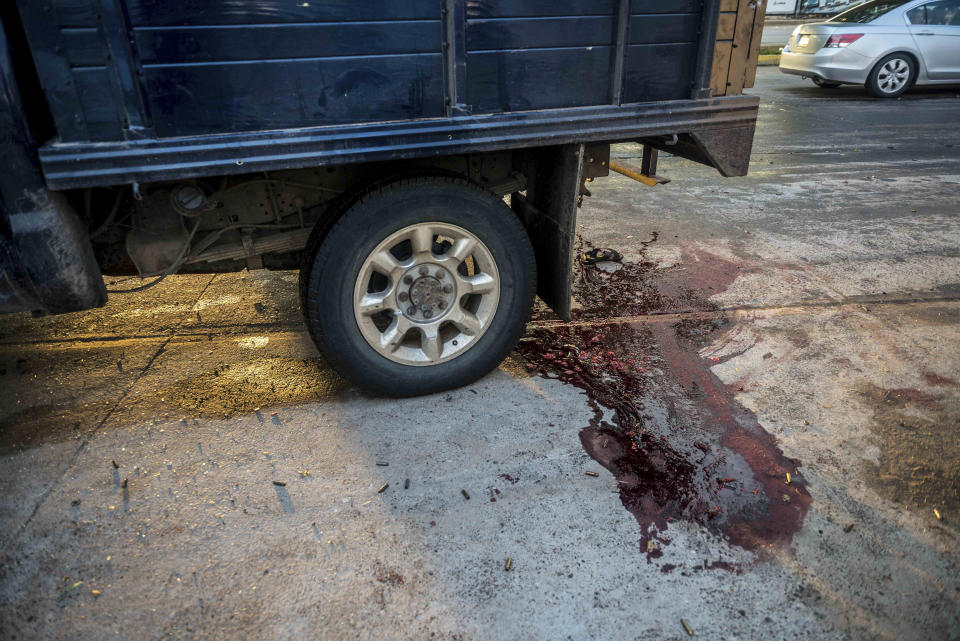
[681,619,694,636]
[91,589,101,597]
[505,557,513,571]
[933,508,942,520]
[404,478,410,490]
[272,481,286,487]
[461,489,470,500]
[111,460,119,469]
[377,483,389,494]
[585,471,599,477]
[376,461,389,467]
[58,581,83,599]
[843,523,855,533]
[580,248,623,265]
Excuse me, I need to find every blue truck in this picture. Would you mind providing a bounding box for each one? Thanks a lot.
[0,0,766,395]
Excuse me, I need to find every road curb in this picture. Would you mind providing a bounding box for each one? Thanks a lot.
[758,54,781,66]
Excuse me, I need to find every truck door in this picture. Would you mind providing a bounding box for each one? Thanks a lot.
[907,0,960,79]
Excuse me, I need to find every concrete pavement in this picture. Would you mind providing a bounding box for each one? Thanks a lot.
[1,67,958,640]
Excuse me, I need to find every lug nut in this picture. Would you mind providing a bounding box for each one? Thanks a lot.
[398,292,408,302]
[423,309,433,319]
[418,266,429,276]
[403,275,413,284]
[438,301,446,310]
[406,306,416,316]
[442,284,453,294]
[436,270,445,279]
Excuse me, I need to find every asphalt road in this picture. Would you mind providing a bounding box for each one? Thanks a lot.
[762,19,804,46]
[1,67,959,640]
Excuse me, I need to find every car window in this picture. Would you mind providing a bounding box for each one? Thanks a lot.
[830,0,912,22]
[907,0,960,24]
[907,5,927,22]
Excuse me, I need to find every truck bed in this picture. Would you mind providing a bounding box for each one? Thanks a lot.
[14,0,767,189]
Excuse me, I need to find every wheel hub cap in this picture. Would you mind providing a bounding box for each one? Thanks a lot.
[353,222,501,366]
[405,266,455,321]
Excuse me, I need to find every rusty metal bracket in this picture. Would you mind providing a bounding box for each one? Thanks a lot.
[608,145,670,187]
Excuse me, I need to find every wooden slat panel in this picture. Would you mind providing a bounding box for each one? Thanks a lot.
[726,0,757,95]
[629,14,701,44]
[72,67,124,140]
[142,54,444,137]
[466,0,616,18]
[716,12,738,40]
[622,42,698,103]
[125,0,440,26]
[719,0,739,11]
[60,28,107,67]
[467,16,616,50]
[743,0,768,88]
[136,22,441,64]
[711,41,732,96]
[54,0,98,27]
[467,47,612,113]
[631,0,701,12]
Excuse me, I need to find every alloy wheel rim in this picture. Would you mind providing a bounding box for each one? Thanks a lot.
[353,222,500,366]
[877,59,909,93]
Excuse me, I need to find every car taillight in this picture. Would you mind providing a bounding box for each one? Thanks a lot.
[824,34,863,48]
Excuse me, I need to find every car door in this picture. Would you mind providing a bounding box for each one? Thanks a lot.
[906,0,960,78]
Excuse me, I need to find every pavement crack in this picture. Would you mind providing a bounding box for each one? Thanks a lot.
[0,274,219,557]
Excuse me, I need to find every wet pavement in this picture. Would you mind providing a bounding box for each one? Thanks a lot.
[1,67,959,640]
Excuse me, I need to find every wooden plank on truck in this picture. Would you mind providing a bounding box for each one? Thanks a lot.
[716,12,738,40]
[711,41,733,96]
[712,0,742,96]
[743,0,768,89]
[726,0,758,95]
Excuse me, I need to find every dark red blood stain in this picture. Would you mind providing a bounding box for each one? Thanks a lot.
[499,474,519,484]
[651,324,811,551]
[517,236,811,562]
[923,372,959,387]
[694,560,742,574]
[653,248,748,304]
[660,564,677,574]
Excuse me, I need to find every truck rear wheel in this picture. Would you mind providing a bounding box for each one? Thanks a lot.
[302,176,535,396]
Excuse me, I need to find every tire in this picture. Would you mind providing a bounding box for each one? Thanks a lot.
[297,169,463,328]
[865,53,915,98]
[812,77,841,89]
[303,176,536,397]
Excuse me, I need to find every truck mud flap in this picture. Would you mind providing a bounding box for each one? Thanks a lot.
[512,144,584,322]
[1,191,107,315]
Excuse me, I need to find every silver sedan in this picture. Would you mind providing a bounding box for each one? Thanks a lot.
[779,0,960,97]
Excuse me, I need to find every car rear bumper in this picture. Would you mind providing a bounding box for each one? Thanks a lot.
[779,48,874,84]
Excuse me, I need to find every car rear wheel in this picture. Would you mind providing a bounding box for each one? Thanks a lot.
[302,176,536,396]
[812,77,841,89]
[866,54,915,98]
